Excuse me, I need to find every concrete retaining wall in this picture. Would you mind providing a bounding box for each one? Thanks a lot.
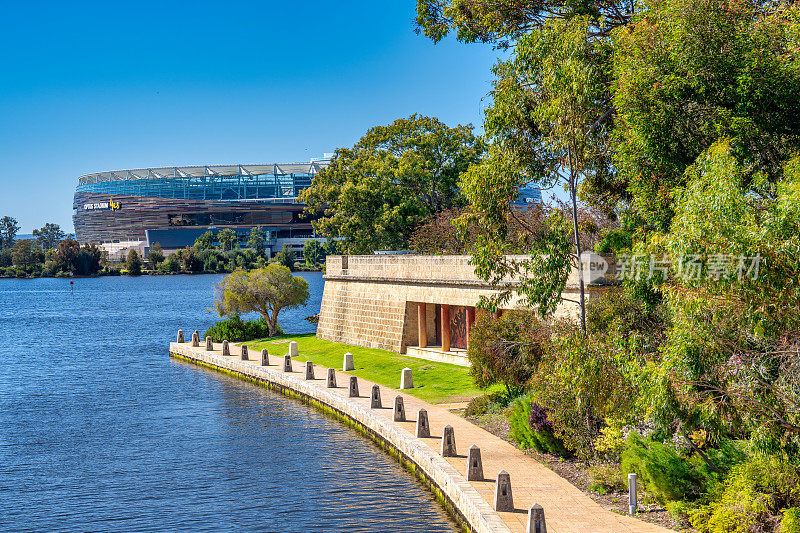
[169,342,510,533]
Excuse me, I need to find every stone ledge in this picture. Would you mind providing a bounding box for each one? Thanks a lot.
[169,342,511,533]
[323,274,620,290]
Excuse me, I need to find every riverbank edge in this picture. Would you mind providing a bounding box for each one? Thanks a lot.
[168,343,510,533]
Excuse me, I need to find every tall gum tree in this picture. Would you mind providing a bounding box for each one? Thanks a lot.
[300,114,485,254]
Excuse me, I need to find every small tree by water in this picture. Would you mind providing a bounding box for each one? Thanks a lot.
[126,249,143,276]
[214,265,309,337]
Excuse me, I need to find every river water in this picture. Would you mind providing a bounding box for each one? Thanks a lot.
[0,274,458,532]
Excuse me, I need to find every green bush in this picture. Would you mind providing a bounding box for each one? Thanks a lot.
[587,464,625,494]
[687,454,800,533]
[202,316,284,343]
[508,395,569,456]
[621,433,746,506]
[463,393,505,417]
[781,507,800,533]
[622,432,708,503]
[467,310,549,399]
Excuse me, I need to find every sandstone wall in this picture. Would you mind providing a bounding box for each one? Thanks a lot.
[316,254,617,353]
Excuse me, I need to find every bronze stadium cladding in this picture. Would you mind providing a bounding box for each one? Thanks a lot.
[72,192,311,244]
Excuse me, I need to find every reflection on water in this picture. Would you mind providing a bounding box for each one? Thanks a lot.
[0,275,458,532]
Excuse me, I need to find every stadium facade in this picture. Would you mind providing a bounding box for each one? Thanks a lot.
[73,161,328,258]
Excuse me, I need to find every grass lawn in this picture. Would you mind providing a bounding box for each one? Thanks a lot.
[243,333,492,404]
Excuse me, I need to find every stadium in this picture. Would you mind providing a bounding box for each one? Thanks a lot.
[73,160,328,259]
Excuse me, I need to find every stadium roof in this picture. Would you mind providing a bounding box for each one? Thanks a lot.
[78,161,329,185]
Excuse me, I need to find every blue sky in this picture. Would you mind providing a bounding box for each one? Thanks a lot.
[0,1,500,233]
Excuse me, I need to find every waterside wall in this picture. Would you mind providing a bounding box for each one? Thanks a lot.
[316,254,617,353]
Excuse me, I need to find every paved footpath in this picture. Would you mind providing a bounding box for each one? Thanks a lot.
[173,341,672,533]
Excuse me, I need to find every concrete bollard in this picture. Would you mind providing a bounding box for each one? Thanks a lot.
[348,375,359,397]
[466,445,484,481]
[370,385,382,408]
[305,361,315,380]
[222,340,230,356]
[441,425,457,457]
[494,470,514,511]
[416,409,430,438]
[289,340,299,357]
[206,336,213,351]
[177,330,184,343]
[283,354,292,372]
[240,344,249,360]
[261,348,269,366]
[628,473,638,515]
[400,367,413,389]
[192,330,199,347]
[326,368,337,388]
[343,352,354,371]
[393,396,406,422]
[526,504,547,533]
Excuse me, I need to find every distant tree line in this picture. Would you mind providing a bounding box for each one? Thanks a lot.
[0,216,105,278]
[0,217,341,278]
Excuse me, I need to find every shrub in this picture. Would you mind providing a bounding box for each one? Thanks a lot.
[508,395,569,456]
[467,310,549,399]
[622,432,708,503]
[587,464,625,494]
[594,418,628,462]
[529,320,640,459]
[686,454,800,533]
[159,255,179,273]
[202,316,284,343]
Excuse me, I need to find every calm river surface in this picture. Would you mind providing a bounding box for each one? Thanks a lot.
[0,274,458,532]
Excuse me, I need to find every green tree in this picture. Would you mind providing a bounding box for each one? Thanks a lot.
[214,264,309,337]
[194,231,214,250]
[146,242,164,268]
[33,223,66,251]
[217,228,237,252]
[613,0,800,232]
[74,244,103,275]
[54,238,80,273]
[302,239,323,268]
[11,239,36,268]
[247,226,268,257]
[272,243,295,270]
[0,216,20,250]
[300,114,485,253]
[125,249,142,275]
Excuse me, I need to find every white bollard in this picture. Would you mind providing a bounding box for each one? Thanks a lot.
[628,473,638,515]
[343,352,354,371]
[494,470,514,511]
[289,341,299,357]
[400,367,413,389]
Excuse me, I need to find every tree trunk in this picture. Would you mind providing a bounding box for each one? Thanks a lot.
[568,149,587,335]
[268,308,280,337]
